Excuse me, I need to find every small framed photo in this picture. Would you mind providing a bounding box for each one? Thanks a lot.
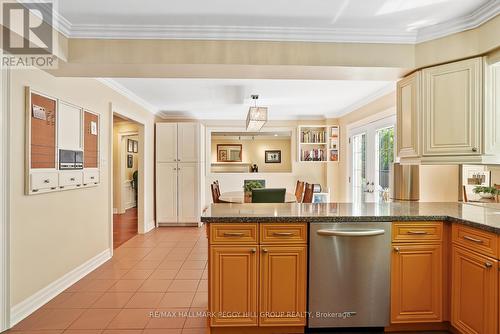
[265,150,281,163]
[127,139,134,153]
[218,149,227,161]
[133,140,138,153]
[127,154,133,168]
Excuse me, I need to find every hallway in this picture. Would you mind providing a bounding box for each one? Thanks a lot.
[113,207,139,249]
[9,227,208,333]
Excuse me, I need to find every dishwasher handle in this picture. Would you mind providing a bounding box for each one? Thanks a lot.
[317,229,386,237]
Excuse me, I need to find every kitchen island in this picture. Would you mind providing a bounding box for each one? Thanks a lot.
[201,202,500,334]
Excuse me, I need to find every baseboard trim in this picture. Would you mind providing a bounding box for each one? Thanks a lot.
[144,219,155,233]
[10,248,112,327]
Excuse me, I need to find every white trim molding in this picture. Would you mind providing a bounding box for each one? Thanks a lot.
[98,79,157,114]
[332,83,396,118]
[0,50,11,332]
[416,0,500,43]
[39,0,500,44]
[10,249,112,327]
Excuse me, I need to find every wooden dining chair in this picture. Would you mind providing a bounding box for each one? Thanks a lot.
[462,185,468,203]
[211,183,230,203]
[251,188,286,203]
[214,180,221,198]
[294,180,305,203]
[302,183,314,203]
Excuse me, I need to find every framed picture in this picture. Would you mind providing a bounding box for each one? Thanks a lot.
[127,139,134,153]
[217,144,242,162]
[127,154,133,168]
[218,149,228,161]
[265,150,281,163]
[132,140,138,153]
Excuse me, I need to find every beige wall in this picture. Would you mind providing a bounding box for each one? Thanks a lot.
[9,68,155,308]
[211,137,292,173]
[328,92,396,201]
[419,165,460,202]
[47,15,500,79]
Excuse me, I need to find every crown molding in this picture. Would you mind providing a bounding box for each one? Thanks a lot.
[68,24,418,44]
[39,1,498,45]
[331,83,396,118]
[416,0,500,43]
[97,78,158,114]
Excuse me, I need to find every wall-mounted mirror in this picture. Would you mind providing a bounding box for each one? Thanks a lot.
[217,144,242,162]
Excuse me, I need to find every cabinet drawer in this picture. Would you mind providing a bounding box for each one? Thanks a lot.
[452,224,498,258]
[392,222,443,243]
[30,172,59,192]
[210,224,258,244]
[260,223,307,244]
[58,171,83,187]
[83,169,99,184]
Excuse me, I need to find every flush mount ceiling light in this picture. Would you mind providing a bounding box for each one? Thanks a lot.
[246,94,268,132]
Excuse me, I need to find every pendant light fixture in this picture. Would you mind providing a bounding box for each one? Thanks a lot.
[246,94,268,132]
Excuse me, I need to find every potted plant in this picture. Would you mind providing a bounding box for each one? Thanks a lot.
[472,186,499,199]
[244,180,264,203]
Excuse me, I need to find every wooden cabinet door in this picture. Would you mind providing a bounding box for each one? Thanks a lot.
[177,123,199,162]
[156,163,177,223]
[452,245,498,334]
[210,246,258,327]
[177,162,199,223]
[156,123,177,162]
[391,243,442,323]
[397,71,421,158]
[259,245,307,326]
[422,57,482,156]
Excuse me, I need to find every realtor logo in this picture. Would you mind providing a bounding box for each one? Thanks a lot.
[1,1,57,68]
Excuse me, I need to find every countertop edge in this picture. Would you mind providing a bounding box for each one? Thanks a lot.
[200,215,500,234]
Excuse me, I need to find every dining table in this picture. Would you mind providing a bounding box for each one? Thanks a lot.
[219,191,297,204]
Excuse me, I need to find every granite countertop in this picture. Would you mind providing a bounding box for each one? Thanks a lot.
[201,202,500,234]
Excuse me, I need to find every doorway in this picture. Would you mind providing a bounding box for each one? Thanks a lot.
[112,114,141,248]
[349,116,395,203]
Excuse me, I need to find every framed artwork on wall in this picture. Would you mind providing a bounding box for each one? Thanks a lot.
[132,140,138,153]
[127,139,134,153]
[265,150,281,163]
[127,154,133,168]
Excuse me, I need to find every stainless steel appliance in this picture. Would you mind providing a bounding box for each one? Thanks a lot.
[309,222,391,328]
[391,163,419,201]
[59,149,83,170]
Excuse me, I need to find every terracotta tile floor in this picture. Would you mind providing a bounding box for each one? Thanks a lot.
[8,226,208,334]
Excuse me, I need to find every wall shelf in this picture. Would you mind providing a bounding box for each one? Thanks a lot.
[298,125,339,162]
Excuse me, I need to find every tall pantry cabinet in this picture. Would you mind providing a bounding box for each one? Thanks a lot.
[156,123,204,226]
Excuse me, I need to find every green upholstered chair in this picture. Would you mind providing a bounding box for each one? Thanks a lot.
[251,188,286,203]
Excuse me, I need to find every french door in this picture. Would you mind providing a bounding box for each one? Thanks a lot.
[349,116,395,203]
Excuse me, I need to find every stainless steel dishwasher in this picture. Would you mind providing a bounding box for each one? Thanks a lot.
[308,222,391,328]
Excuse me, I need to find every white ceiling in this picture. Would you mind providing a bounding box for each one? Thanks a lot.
[105,78,394,120]
[53,0,499,43]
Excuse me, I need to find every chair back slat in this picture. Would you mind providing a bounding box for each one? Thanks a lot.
[295,180,305,203]
[302,183,314,203]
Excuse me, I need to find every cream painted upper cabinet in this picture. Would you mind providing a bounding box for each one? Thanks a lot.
[178,123,199,162]
[485,63,500,156]
[156,123,177,162]
[58,101,83,150]
[397,71,421,158]
[422,58,482,156]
